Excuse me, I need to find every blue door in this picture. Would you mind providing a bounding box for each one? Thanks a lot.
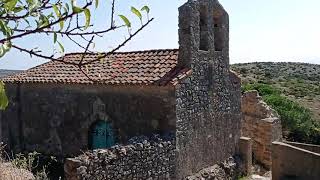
[90,120,115,149]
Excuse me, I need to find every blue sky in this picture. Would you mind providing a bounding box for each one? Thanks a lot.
[1,0,320,70]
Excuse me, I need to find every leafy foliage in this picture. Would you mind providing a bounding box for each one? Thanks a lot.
[242,83,280,96]
[243,83,320,144]
[0,81,8,110]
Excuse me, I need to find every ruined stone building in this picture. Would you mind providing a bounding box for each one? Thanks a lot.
[1,0,242,178]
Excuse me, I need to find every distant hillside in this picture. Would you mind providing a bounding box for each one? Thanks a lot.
[0,69,21,78]
[232,62,320,144]
[231,62,320,121]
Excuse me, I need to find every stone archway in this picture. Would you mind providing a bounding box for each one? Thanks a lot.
[82,98,116,150]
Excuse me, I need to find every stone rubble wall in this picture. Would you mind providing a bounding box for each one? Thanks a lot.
[64,135,176,180]
[185,157,240,180]
[241,91,282,168]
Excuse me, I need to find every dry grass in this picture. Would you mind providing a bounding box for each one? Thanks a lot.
[0,143,36,180]
[0,162,35,180]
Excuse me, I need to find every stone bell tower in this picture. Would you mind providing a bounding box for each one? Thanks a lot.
[175,0,241,178]
[177,0,229,68]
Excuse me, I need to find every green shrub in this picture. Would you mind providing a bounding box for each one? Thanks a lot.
[242,83,280,96]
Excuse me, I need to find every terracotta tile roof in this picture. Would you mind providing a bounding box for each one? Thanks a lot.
[3,49,192,86]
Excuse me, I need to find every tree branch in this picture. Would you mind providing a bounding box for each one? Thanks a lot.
[0,1,93,44]
[79,36,95,65]
[12,45,79,66]
[13,25,122,36]
[82,18,154,66]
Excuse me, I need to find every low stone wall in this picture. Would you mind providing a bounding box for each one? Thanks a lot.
[272,141,320,180]
[284,141,320,154]
[241,91,282,168]
[64,135,175,180]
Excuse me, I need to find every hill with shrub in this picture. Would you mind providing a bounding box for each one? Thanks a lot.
[231,62,320,144]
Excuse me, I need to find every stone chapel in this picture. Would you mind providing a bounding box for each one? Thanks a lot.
[1,0,241,178]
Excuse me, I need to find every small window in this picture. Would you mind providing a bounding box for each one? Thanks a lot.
[214,17,223,51]
[199,7,208,51]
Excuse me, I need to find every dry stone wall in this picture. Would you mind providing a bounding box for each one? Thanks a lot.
[241,91,282,168]
[64,135,176,180]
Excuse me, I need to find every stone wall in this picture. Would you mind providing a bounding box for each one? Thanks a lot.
[1,83,176,157]
[272,141,320,180]
[285,141,320,154]
[64,135,175,180]
[241,91,282,168]
[175,0,241,178]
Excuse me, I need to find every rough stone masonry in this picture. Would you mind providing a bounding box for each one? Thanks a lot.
[175,0,241,178]
[65,135,176,180]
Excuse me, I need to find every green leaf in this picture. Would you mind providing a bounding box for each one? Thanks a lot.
[57,41,64,53]
[26,0,40,12]
[0,81,9,110]
[131,7,142,21]
[53,4,64,30]
[141,6,150,13]
[5,0,18,11]
[72,6,84,13]
[3,41,11,52]
[0,20,8,36]
[118,15,131,28]
[59,20,64,30]
[53,4,61,17]
[84,8,91,29]
[13,6,24,13]
[53,32,57,43]
[95,0,99,9]
[0,46,5,58]
[38,14,49,28]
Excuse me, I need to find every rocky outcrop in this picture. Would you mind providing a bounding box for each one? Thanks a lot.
[241,91,282,168]
[185,157,240,180]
